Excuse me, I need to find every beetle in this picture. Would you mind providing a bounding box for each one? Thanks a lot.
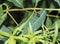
[15,30,22,36]
[36,12,40,17]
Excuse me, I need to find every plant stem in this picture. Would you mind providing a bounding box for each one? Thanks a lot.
[46,14,60,18]
[7,8,60,11]
[7,12,18,26]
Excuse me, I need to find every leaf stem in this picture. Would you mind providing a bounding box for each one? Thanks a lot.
[6,8,60,11]
[7,12,18,26]
[46,14,60,18]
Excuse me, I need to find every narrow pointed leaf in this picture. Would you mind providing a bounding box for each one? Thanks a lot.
[53,21,58,43]
[32,0,40,7]
[8,0,24,8]
[23,9,46,34]
[0,13,7,26]
[1,25,11,33]
[57,32,60,41]
[19,11,33,25]
[46,17,52,28]
[41,1,46,8]
[0,5,7,26]
[0,5,3,17]
[49,3,55,12]
[55,0,60,6]
[28,22,33,35]
[0,30,10,37]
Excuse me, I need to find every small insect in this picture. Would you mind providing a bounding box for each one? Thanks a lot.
[15,30,22,36]
[36,13,40,17]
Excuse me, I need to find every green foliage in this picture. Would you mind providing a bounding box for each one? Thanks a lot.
[55,0,60,6]
[46,17,52,28]
[49,3,55,12]
[23,10,46,34]
[4,36,16,44]
[0,0,60,44]
[0,5,7,25]
[8,0,24,8]
[32,0,40,7]
[57,32,60,41]
[41,1,46,8]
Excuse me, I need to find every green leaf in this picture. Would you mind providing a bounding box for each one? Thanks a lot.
[55,0,60,6]
[0,30,10,37]
[23,9,46,34]
[0,5,3,17]
[57,32,60,41]
[19,11,33,25]
[28,41,35,44]
[0,35,5,40]
[41,1,46,8]
[0,5,7,26]
[32,0,40,7]
[34,30,42,35]
[5,1,14,7]
[53,21,58,43]
[50,3,55,8]
[47,19,60,30]
[58,10,60,13]
[8,26,15,33]
[31,10,46,30]
[5,36,16,44]
[13,12,34,35]
[49,3,55,12]
[1,25,11,33]
[46,17,52,28]
[13,21,27,35]
[0,26,10,41]
[0,26,11,40]
[0,13,7,26]
[28,22,33,35]
[8,37,16,44]
[55,19,60,28]
[8,0,24,8]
